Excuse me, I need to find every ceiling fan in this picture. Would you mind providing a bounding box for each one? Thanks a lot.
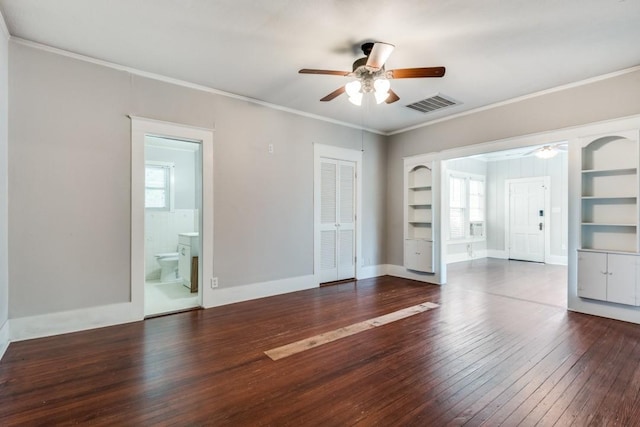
[299,42,446,105]
[527,143,568,159]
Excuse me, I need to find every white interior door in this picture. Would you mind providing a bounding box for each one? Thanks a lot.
[508,179,545,262]
[320,158,356,283]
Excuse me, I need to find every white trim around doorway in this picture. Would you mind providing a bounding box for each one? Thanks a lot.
[313,144,363,286]
[131,116,215,318]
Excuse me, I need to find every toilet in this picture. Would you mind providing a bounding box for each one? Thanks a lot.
[155,252,180,282]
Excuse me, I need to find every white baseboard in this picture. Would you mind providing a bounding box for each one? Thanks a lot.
[386,264,443,285]
[486,250,567,266]
[358,264,388,280]
[487,250,508,259]
[3,267,398,347]
[545,254,568,266]
[446,250,488,264]
[10,302,141,342]
[205,274,318,308]
[0,319,9,361]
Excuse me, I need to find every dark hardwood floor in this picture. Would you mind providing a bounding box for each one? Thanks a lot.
[2,259,639,426]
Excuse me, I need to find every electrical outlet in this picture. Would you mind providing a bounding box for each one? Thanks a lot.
[268,143,274,154]
[211,277,219,288]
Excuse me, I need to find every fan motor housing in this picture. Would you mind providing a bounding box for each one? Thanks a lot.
[352,57,368,72]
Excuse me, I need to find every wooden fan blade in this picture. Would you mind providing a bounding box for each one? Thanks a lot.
[389,67,446,79]
[366,42,395,71]
[320,86,346,102]
[385,89,400,104]
[299,69,350,76]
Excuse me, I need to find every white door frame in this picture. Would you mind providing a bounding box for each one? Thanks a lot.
[313,144,362,286]
[131,116,215,318]
[504,176,551,263]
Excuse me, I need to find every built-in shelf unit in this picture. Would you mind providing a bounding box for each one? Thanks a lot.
[577,130,640,306]
[405,162,435,273]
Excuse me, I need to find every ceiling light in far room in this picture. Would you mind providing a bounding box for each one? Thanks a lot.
[345,80,363,106]
[535,145,558,159]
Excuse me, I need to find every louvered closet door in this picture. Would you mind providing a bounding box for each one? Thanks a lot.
[320,158,356,283]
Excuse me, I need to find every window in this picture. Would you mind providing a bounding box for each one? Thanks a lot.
[448,173,485,240]
[145,162,174,210]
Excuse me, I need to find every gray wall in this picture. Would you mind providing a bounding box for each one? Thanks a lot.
[8,42,387,317]
[386,69,640,266]
[486,152,568,257]
[0,26,8,329]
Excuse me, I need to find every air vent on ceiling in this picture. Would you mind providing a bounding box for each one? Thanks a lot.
[406,94,460,114]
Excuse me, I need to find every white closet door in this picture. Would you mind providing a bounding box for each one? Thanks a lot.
[320,158,356,283]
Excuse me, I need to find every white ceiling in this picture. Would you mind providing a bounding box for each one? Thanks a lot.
[1,0,639,134]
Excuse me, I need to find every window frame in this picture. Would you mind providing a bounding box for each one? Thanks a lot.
[145,161,175,211]
[447,171,486,242]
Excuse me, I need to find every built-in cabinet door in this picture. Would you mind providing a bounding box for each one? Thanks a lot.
[405,240,418,271]
[607,253,636,305]
[577,251,607,301]
[405,239,433,272]
[577,251,637,305]
[320,158,356,283]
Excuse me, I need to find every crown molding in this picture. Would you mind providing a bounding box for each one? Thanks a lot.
[388,64,640,136]
[9,36,640,138]
[10,37,386,136]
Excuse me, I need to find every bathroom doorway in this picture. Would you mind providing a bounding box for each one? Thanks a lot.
[143,136,202,316]
[131,117,214,319]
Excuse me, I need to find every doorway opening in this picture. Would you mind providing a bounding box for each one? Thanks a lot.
[441,142,568,307]
[131,117,214,319]
[143,136,202,316]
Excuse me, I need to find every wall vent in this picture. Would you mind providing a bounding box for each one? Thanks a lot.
[406,94,460,114]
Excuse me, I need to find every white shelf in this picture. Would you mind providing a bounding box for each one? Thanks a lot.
[581,167,637,175]
[581,196,637,200]
[581,223,636,227]
[406,163,435,272]
[578,248,638,255]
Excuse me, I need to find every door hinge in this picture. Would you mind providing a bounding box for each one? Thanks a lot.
[354,256,357,263]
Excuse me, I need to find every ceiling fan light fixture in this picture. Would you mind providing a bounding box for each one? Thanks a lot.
[345,80,362,97]
[345,80,363,105]
[348,92,363,106]
[374,78,390,104]
[375,90,389,104]
[535,145,558,159]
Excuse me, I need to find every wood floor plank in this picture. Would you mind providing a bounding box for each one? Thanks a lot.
[264,302,438,360]
[3,259,640,426]
[488,314,602,426]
